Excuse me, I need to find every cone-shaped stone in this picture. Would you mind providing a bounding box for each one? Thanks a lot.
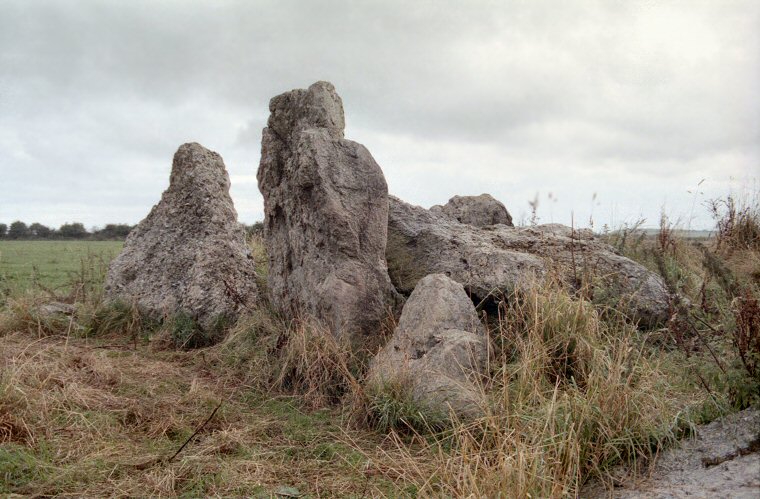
[105,143,258,330]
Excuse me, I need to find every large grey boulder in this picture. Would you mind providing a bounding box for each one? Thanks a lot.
[257,81,399,344]
[431,193,513,227]
[387,196,670,327]
[104,143,258,330]
[367,274,488,419]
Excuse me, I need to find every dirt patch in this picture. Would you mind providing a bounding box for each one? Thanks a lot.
[584,408,760,498]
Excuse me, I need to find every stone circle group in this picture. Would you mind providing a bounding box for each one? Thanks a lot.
[104,81,671,418]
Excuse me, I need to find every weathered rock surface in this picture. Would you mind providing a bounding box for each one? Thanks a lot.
[257,81,399,343]
[431,193,513,227]
[104,143,258,330]
[583,408,760,498]
[387,196,670,327]
[367,274,488,419]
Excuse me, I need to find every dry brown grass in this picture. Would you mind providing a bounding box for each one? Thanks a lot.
[2,281,698,497]
[0,327,424,496]
[709,192,760,252]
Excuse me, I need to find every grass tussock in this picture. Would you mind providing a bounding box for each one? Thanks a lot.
[710,192,760,252]
[0,295,77,337]
[361,373,451,435]
[212,311,363,409]
[272,319,360,408]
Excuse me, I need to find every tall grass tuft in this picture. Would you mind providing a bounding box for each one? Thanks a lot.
[84,299,158,340]
[709,193,760,252]
[271,319,360,408]
[373,280,693,497]
[361,373,451,434]
[213,311,363,409]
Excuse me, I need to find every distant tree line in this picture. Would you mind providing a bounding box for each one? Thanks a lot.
[0,221,134,240]
[0,221,265,240]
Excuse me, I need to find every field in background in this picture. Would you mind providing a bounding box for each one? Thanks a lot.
[0,241,122,296]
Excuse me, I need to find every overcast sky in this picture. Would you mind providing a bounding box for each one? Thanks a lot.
[1,0,758,231]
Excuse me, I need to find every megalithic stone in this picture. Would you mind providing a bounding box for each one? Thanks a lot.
[257,81,400,344]
[105,143,259,333]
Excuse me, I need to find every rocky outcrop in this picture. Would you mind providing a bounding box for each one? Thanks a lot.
[431,193,513,227]
[104,143,258,330]
[387,196,670,327]
[257,81,399,343]
[367,274,488,419]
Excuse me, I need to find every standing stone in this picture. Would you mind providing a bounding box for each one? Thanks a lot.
[431,193,514,227]
[104,143,258,331]
[257,81,399,343]
[367,274,488,420]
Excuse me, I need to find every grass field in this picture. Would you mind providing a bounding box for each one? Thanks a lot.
[0,241,122,296]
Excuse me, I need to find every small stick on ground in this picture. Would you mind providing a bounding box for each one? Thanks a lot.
[168,400,223,463]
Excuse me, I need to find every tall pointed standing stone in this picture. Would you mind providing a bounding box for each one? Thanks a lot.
[104,143,258,331]
[257,81,399,343]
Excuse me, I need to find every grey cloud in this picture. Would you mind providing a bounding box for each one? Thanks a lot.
[0,0,757,230]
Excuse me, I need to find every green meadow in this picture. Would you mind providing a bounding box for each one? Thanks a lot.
[0,241,123,295]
